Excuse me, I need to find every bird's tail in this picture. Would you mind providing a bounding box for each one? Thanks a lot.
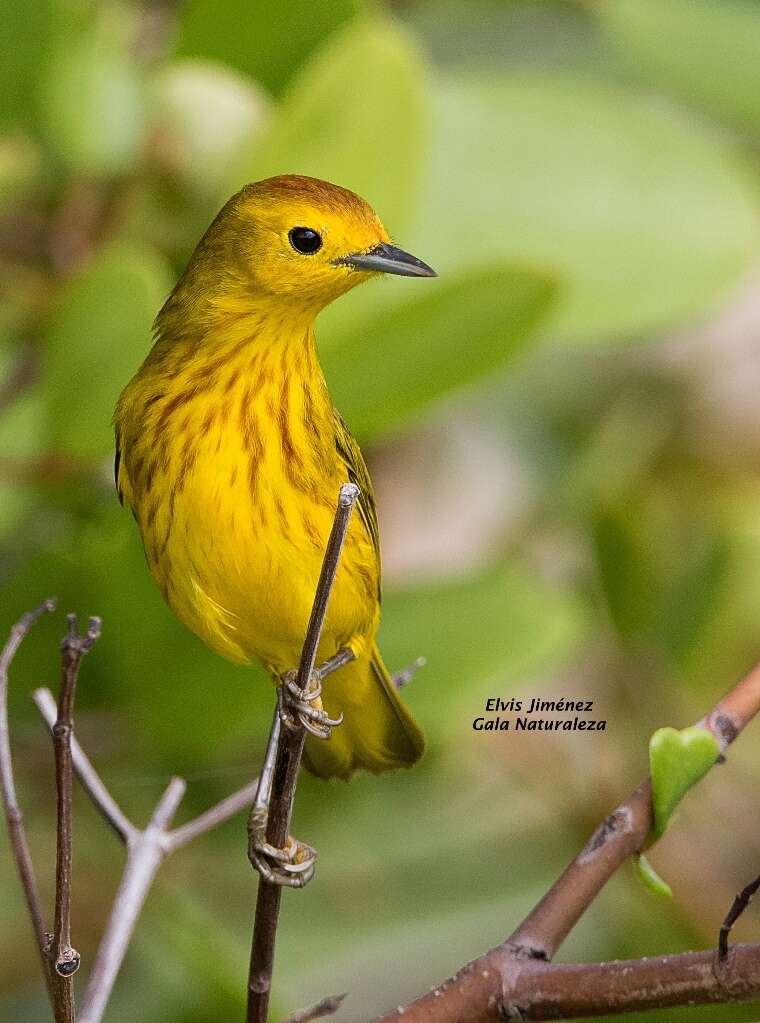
[302,645,424,780]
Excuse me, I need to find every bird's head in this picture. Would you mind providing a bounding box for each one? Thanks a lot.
[198,175,436,313]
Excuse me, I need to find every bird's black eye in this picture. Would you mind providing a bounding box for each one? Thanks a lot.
[288,226,322,255]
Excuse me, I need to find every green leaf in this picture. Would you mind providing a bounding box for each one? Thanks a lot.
[235,16,427,233]
[649,725,720,838]
[44,242,173,459]
[592,506,658,646]
[635,853,673,899]
[599,0,760,137]
[407,73,760,343]
[322,265,558,442]
[0,365,43,539]
[39,10,145,176]
[177,0,361,96]
[0,0,52,129]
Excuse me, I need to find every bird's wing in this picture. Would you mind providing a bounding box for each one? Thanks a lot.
[332,408,381,593]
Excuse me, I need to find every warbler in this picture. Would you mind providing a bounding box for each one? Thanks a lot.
[114,175,435,782]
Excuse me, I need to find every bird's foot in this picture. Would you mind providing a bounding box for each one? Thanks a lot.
[248,807,317,888]
[278,670,343,740]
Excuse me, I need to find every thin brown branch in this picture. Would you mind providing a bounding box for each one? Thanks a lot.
[0,599,57,1000]
[719,873,760,961]
[369,657,760,1023]
[247,483,359,1023]
[507,943,760,1019]
[281,991,347,1023]
[50,614,101,1021]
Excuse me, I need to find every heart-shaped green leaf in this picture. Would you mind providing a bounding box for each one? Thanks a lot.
[635,853,673,899]
[649,725,719,838]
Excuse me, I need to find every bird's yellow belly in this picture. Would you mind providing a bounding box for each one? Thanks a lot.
[148,439,377,674]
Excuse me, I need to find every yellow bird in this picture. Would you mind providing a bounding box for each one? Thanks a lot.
[114,175,434,795]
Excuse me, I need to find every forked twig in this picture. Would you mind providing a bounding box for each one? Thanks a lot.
[247,483,359,1023]
[281,991,347,1023]
[719,872,760,961]
[33,686,262,1023]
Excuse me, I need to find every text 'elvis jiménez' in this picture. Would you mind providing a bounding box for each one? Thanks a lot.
[473,696,607,732]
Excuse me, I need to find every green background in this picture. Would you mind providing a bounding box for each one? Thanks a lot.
[3,0,760,1020]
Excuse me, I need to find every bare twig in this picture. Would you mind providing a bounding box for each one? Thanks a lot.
[719,873,760,961]
[369,657,760,1023]
[50,615,101,1021]
[393,656,426,690]
[247,483,359,1023]
[281,991,347,1023]
[0,598,56,999]
[33,683,266,1023]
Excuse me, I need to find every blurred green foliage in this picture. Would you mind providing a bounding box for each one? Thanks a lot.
[3,1,760,1021]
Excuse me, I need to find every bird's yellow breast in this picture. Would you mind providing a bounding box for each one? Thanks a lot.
[116,320,379,672]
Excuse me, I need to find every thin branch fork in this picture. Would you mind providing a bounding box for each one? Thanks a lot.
[33,687,262,1023]
[1,604,262,1023]
[719,873,760,961]
[369,660,760,1023]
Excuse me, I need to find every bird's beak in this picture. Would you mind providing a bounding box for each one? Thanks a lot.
[335,242,437,278]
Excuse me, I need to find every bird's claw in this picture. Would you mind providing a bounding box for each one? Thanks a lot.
[278,670,343,740]
[248,812,317,888]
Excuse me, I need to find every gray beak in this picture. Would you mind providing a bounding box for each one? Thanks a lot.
[335,242,437,278]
